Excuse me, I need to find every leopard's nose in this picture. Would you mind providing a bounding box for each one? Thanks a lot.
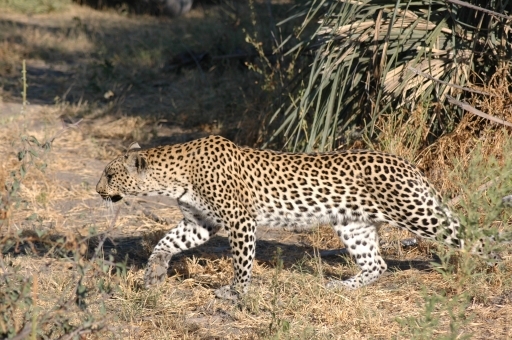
[96,175,107,195]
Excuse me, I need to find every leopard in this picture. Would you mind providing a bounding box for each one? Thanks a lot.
[96,135,495,300]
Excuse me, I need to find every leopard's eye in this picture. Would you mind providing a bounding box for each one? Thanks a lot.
[106,174,113,182]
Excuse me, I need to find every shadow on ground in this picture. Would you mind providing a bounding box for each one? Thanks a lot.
[4,230,436,283]
[0,1,297,146]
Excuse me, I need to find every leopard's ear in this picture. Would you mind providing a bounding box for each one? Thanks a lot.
[124,151,147,177]
[125,142,141,157]
[128,142,141,151]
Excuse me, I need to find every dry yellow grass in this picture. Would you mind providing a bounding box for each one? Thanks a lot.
[5,248,512,339]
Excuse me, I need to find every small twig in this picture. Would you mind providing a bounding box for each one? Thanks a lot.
[448,176,501,207]
[21,60,27,115]
[182,45,206,82]
[266,0,277,46]
[408,67,494,96]
[91,204,121,261]
[0,252,7,279]
[61,81,76,102]
[446,95,512,128]
[446,0,512,21]
[45,119,83,147]
[11,323,32,340]
[58,320,109,340]
[108,204,122,230]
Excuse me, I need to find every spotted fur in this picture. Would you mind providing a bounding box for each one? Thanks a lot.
[97,135,469,299]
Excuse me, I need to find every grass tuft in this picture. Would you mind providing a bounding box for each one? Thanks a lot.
[0,0,71,14]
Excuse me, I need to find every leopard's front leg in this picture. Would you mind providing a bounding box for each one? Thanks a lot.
[214,206,257,300]
[144,218,220,288]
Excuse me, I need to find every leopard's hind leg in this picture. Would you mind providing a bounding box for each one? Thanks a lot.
[327,221,387,289]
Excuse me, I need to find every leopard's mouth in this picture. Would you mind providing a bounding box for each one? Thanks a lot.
[100,194,123,203]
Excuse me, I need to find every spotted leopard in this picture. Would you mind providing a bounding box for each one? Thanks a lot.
[97,135,490,299]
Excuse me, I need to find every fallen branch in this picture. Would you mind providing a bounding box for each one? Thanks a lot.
[446,0,512,21]
[446,95,512,128]
[408,67,493,96]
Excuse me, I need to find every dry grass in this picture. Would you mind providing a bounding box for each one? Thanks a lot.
[2,97,511,338]
[1,2,512,339]
[372,69,512,198]
[5,246,512,339]
[418,72,512,196]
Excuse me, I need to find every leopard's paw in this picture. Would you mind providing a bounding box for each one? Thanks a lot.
[144,253,172,288]
[214,285,241,301]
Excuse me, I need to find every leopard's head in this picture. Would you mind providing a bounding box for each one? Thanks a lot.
[96,150,148,203]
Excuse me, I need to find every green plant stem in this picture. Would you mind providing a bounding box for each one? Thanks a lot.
[22,59,27,115]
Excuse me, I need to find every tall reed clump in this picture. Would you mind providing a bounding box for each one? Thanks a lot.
[266,0,512,151]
